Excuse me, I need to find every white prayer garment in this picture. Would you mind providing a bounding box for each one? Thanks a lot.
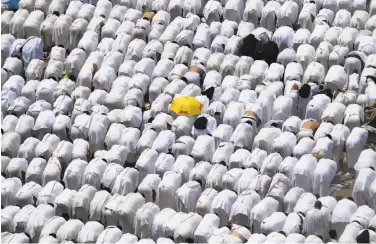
[39,216,66,241]
[38,180,64,205]
[96,226,123,243]
[352,168,376,205]
[77,221,105,243]
[294,193,317,215]
[14,181,42,207]
[250,197,279,233]
[134,203,160,239]
[1,205,20,233]
[230,189,261,228]
[194,214,220,243]
[26,204,55,242]
[303,207,328,237]
[331,198,358,237]
[313,159,337,197]
[294,154,318,192]
[151,208,177,240]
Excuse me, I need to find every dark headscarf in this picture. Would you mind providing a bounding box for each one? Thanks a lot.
[240,34,260,58]
[356,230,370,243]
[256,41,279,65]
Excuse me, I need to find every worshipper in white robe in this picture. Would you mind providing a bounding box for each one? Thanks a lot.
[1,177,22,208]
[137,174,161,203]
[1,34,16,67]
[174,212,202,243]
[293,154,318,192]
[211,189,238,227]
[207,227,231,243]
[72,184,97,223]
[205,163,227,191]
[1,205,20,233]
[156,171,182,211]
[261,212,287,235]
[176,181,202,213]
[77,221,104,243]
[37,180,64,205]
[303,201,328,238]
[80,158,106,190]
[190,135,216,162]
[14,181,41,207]
[294,192,317,215]
[193,188,218,217]
[230,190,261,229]
[283,212,306,235]
[35,134,60,162]
[261,152,283,177]
[313,159,337,197]
[352,167,376,205]
[271,131,297,158]
[253,127,282,153]
[12,205,36,233]
[278,157,299,182]
[116,233,138,244]
[96,226,123,244]
[350,205,376,230]
[151,130,176,154]
[135,149,159,182]
[331,198,358,237]
[134,203,160,239]
[250,197,280,234]
[2,232,30,244]
[267,173,292,208]
[26,204,55,242]
[56,219,84,242]
[151,208,177,240]
[338,220,363,243]
[346,128,368,172]
[5,158,28,181]
[62,159,87,191]
[54,188,76,219]
[14,114,34,143]
[283,187,305,214]
[88,190,112,224]
[25,158,46,186]
[102,194,126,227]
[222,168,243,191]
[326,125,348,166]
[171,137,195,159]
[222,224,251,243]
[193,214,220,243]
[311,135,335,160]
[112,167,140,196]
[354,149,376,173]
[1,132,21,158]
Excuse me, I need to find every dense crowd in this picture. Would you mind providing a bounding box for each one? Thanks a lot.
[1,0,376,242]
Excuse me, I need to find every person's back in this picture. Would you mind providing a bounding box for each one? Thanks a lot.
[303,201,327,237]
[21,37,44,70]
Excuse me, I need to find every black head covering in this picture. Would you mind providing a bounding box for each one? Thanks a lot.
[298,84,311,98]
[240,34,259,58]
[194,117,208,130]
[202,86,215,100]
[258,41,279,65]
[357,230,370,243]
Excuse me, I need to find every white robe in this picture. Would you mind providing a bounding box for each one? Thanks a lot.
[77,221,104,243]
[331,199,358,237]
[211,189,238,227]
[352,168,376,206]
[313,159,337,197]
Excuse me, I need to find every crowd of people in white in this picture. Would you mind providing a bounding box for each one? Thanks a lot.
[1,0,376,242]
